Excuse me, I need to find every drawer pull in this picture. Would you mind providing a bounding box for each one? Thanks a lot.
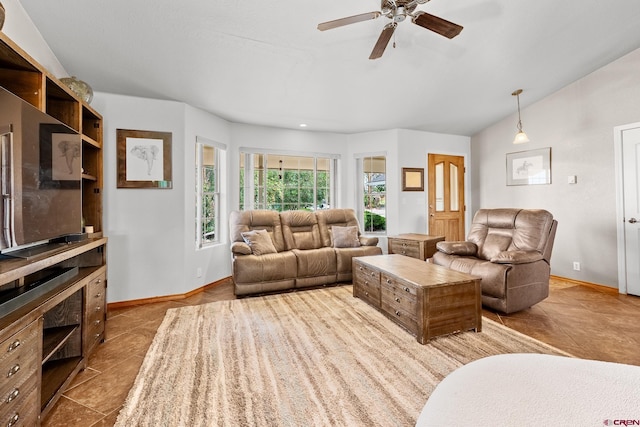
[395,310,401,316]
[95,333,102,339]
[364,281,368,286]
[395,297,400,303]
[404,287,410,292]
[386,279,391,284]
[95,292,102,298]
[6,364,20,378]
[6,340,20,353]
[365,292,369,297]
[401,251,406,254]
[96,279,102,284]
[359,266,363,270]
[5,388,19,403]
[94,320,101,326]
[370,272,375,277]
[95,306,102,312]
[7,413,19,427]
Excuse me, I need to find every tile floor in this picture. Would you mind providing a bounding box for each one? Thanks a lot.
[42,276,640,426]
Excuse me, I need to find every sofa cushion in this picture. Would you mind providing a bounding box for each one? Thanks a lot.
[280,210,323,250]
[292,247,337,278]
[331,226,361,248]
[436,241,477,256]
[230,210,286,252]
[233,251,298,284]
[241,229,278,255]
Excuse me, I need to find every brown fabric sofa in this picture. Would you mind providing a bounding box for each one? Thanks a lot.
[229,208,382,296]
[432,208,557,314]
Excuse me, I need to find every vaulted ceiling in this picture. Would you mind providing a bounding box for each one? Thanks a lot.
[20,0,640,135]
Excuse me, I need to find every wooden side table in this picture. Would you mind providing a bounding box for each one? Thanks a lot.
[387,233,445,260]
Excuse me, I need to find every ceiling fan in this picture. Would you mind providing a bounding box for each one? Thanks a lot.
[317,0,463,60]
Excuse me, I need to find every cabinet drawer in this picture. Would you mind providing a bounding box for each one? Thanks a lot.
[0,386,39,427]
[381,274,417,298]
[380,300,418,334]
[354,263,380,284]
[0,320,40,404]
[389,239,421,258]
[354,282,381,307]
[381,285,417,314]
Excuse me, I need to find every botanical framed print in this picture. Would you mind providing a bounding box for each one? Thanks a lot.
[117,129,172,189]
[506,147,551,186]
[402,167,424,191]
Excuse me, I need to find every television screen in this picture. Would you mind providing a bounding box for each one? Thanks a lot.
[0,86,82,255]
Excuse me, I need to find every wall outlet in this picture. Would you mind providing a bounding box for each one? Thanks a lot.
[573,262,581,271]
[197,267,203,278]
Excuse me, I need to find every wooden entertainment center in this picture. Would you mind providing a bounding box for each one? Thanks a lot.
[0,32,106,425]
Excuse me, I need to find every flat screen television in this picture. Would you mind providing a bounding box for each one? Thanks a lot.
[0,86,82,257]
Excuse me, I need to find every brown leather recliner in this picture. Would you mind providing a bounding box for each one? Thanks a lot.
[432,208,558,314]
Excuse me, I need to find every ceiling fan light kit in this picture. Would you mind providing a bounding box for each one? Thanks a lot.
[512,89,530,144]
[317,0,463,59]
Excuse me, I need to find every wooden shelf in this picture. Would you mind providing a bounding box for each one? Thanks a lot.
[82,173,98,181]
[83,134,101,149]
[41,356,83,410]
[42,325,79,363]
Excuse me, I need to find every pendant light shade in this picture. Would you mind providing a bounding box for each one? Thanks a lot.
[511,89,529,144]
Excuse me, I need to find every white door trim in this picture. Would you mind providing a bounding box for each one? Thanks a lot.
[614,121,640,295]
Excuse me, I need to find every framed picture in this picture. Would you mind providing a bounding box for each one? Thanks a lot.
[506,147,551,186]
[402,167,424,191]
[117,129,172,189]
[39,123,82,189]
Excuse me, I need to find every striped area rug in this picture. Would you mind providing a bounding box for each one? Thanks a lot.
[115,285,568,427]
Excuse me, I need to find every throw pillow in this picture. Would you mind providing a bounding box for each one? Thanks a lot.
[331,226,361,248]
[241,229,277,255]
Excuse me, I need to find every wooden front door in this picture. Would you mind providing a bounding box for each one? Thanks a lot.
[428,154,465,241]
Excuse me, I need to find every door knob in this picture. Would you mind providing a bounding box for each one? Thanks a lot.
[630,218,638,224]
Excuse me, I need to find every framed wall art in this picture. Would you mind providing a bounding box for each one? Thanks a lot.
[117,129,173,189]
[402,167,424,191]
[506,147,551,186]
[39,123,82,189]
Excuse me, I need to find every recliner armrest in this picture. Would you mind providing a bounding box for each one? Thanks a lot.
[231,241,252,255]
[436,241,477,256]
[359,236,379,246]
[491,250,543,264]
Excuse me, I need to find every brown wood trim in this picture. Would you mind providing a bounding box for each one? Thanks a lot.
[107,277,233,310]
[550,275,618,294]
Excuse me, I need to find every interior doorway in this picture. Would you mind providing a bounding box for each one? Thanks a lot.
[427,153,465,241]
[614,122,640,296]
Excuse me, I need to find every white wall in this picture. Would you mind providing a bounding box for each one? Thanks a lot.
[2,0,67,76]
[470,47,640,288]
[91,93,234,302]
[347,129,471,252]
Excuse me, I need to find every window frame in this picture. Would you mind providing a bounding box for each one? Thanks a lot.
[196,140,221,248]
[239,149,339,212]
[356,152,387,235]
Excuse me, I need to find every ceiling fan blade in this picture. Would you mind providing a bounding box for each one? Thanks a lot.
[318,11,381,31]
[369,23,396,60]
[412,11,463,39]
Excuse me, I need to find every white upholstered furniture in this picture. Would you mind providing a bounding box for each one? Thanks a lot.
[416,353,640,427]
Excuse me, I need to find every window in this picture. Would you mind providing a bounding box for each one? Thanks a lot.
[196,142,220,248]
[240,152,337,211]
[357,154,386,233]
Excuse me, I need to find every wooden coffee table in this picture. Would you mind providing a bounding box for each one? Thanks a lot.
[353,254,481,344]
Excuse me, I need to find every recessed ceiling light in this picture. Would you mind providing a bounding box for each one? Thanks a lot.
[299,123,307,128]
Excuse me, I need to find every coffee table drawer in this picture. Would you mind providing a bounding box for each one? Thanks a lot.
[381,274,417,297]
[354,281,381,307]
[380,300,418,334]
[355,263,380,283]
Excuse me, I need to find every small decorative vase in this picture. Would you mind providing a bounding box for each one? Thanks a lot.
[0,3,5,31]
[60,76,94,104]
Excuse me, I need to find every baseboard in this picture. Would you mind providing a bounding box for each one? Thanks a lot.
[550,275,618,293]
[107,276,234,310]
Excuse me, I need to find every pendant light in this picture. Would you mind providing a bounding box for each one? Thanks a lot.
[511,89,529,144]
